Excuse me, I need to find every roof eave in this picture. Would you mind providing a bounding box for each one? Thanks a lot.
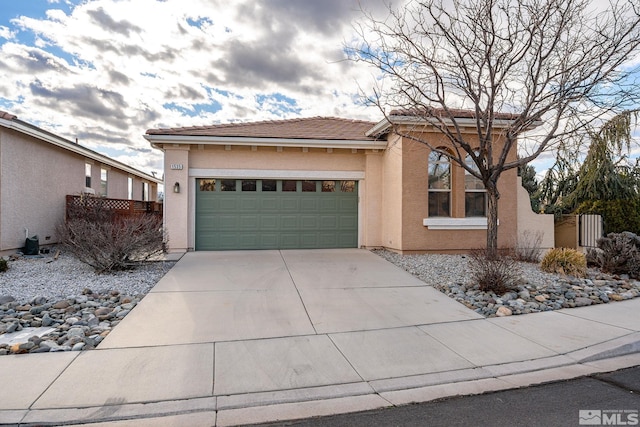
[144,134,388,150]
[366,115,543,135]
[0,117,162,184]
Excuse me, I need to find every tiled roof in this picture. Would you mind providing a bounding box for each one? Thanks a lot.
[0,111,17,120]
[146,117,378,141]
[389,107,520,121]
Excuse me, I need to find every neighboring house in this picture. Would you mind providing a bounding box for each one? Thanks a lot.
[145,112,554,253]
[0,111,162,253]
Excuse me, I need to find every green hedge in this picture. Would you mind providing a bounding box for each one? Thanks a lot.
[576,198,640,235]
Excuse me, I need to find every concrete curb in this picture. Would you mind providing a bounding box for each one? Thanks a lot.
[3,347,638,426]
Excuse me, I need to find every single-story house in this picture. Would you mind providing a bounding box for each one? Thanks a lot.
[0,111,162,253]
[145,111,554,253]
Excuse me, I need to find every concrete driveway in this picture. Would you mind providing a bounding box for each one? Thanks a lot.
[99,249,481,348]
[3,249,640,426]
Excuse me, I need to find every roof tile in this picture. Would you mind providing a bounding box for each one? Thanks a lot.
[0,111,17,120]
[389,107,519,120]
[146,116,378,141]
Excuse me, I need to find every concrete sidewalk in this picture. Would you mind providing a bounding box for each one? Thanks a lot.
[1,249,639,426]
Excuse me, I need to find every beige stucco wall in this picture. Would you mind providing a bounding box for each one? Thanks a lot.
[159,128,528,254]
[380,135,404,251]
[516,176,554,251]
[1,128,84,251]
[163,146,191,252]
[162,144,373,252]
[362,151,384,248]
[0,128,159,252]
[189,145,366,171]
[390,133,519,253]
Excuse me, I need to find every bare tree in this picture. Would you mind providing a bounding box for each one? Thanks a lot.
[350,0,640,257]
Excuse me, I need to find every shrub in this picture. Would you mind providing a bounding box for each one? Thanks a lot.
[586,232,640,278]
[540,248,586,277]
[511,230,544,263]
[58,206,165,273]
[468,249,522,295]
[0,258,7,273]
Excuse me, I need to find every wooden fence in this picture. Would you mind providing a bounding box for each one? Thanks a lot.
[66,195,162,220]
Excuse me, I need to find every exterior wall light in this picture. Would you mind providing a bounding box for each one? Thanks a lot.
[173,182,180,193]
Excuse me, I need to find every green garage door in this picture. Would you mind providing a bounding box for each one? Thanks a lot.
[195,179,358,250]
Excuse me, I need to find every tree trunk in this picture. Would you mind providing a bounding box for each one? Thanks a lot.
[486,183,500,259]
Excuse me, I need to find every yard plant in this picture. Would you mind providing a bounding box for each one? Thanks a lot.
[540,248,586,278]
[587,232,640,279]
[468,249,522,295]
[58,199,164,273]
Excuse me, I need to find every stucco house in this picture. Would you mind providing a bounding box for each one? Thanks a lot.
[146,111,553,253]
[0,111,162,253]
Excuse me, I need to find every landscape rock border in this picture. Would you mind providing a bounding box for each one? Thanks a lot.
[0,250,173,355]
[374,249,640,317]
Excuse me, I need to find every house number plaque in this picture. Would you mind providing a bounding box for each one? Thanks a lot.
[170,164,184,170]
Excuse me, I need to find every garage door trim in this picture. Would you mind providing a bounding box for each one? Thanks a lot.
[190,177,363,250]
[190,168,365,180]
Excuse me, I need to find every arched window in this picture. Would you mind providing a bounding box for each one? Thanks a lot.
[465,153,486,217]
[428,150,451,217]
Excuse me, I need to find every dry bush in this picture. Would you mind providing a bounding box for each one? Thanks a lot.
[58,205,164,273]
[540,248,586,277]
[468,249,523,295]
[512,230,544,263]
[587,232,640,278]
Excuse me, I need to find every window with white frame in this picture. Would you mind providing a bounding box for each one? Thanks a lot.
[428,150,451,217]
[127,177,133,199]
[465,153,487,217]
[85,163,92,188]
[100,168,108,196]
[142,182,149,201]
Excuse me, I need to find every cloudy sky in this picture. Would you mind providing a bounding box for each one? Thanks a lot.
[0,0,388,175]
[1,0,638,179]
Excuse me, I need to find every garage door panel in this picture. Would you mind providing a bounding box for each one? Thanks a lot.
[218,198,240,211]
[300,216,319,229]
[218,215,240,228]
[259,234,279,247]
[240,199,259,210]
[280,233,300,247]
[318,198,338,211]
[300,198,319,211]
[260,216,279,229]
[340,216,358,228]
[320,216,338,228]
[196,179,357,250]
[261,197,279,211]
[281,199,299,210]
[299,233,319,247]
[319,234,337,247]
[240,215,260,229]
[238,233,259,248]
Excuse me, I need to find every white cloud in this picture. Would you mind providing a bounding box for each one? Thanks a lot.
[0,25,15,40]
[0,0,387,173]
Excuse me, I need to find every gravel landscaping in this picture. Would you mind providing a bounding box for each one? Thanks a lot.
[0,249,173,355]
[374,249,640,316]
